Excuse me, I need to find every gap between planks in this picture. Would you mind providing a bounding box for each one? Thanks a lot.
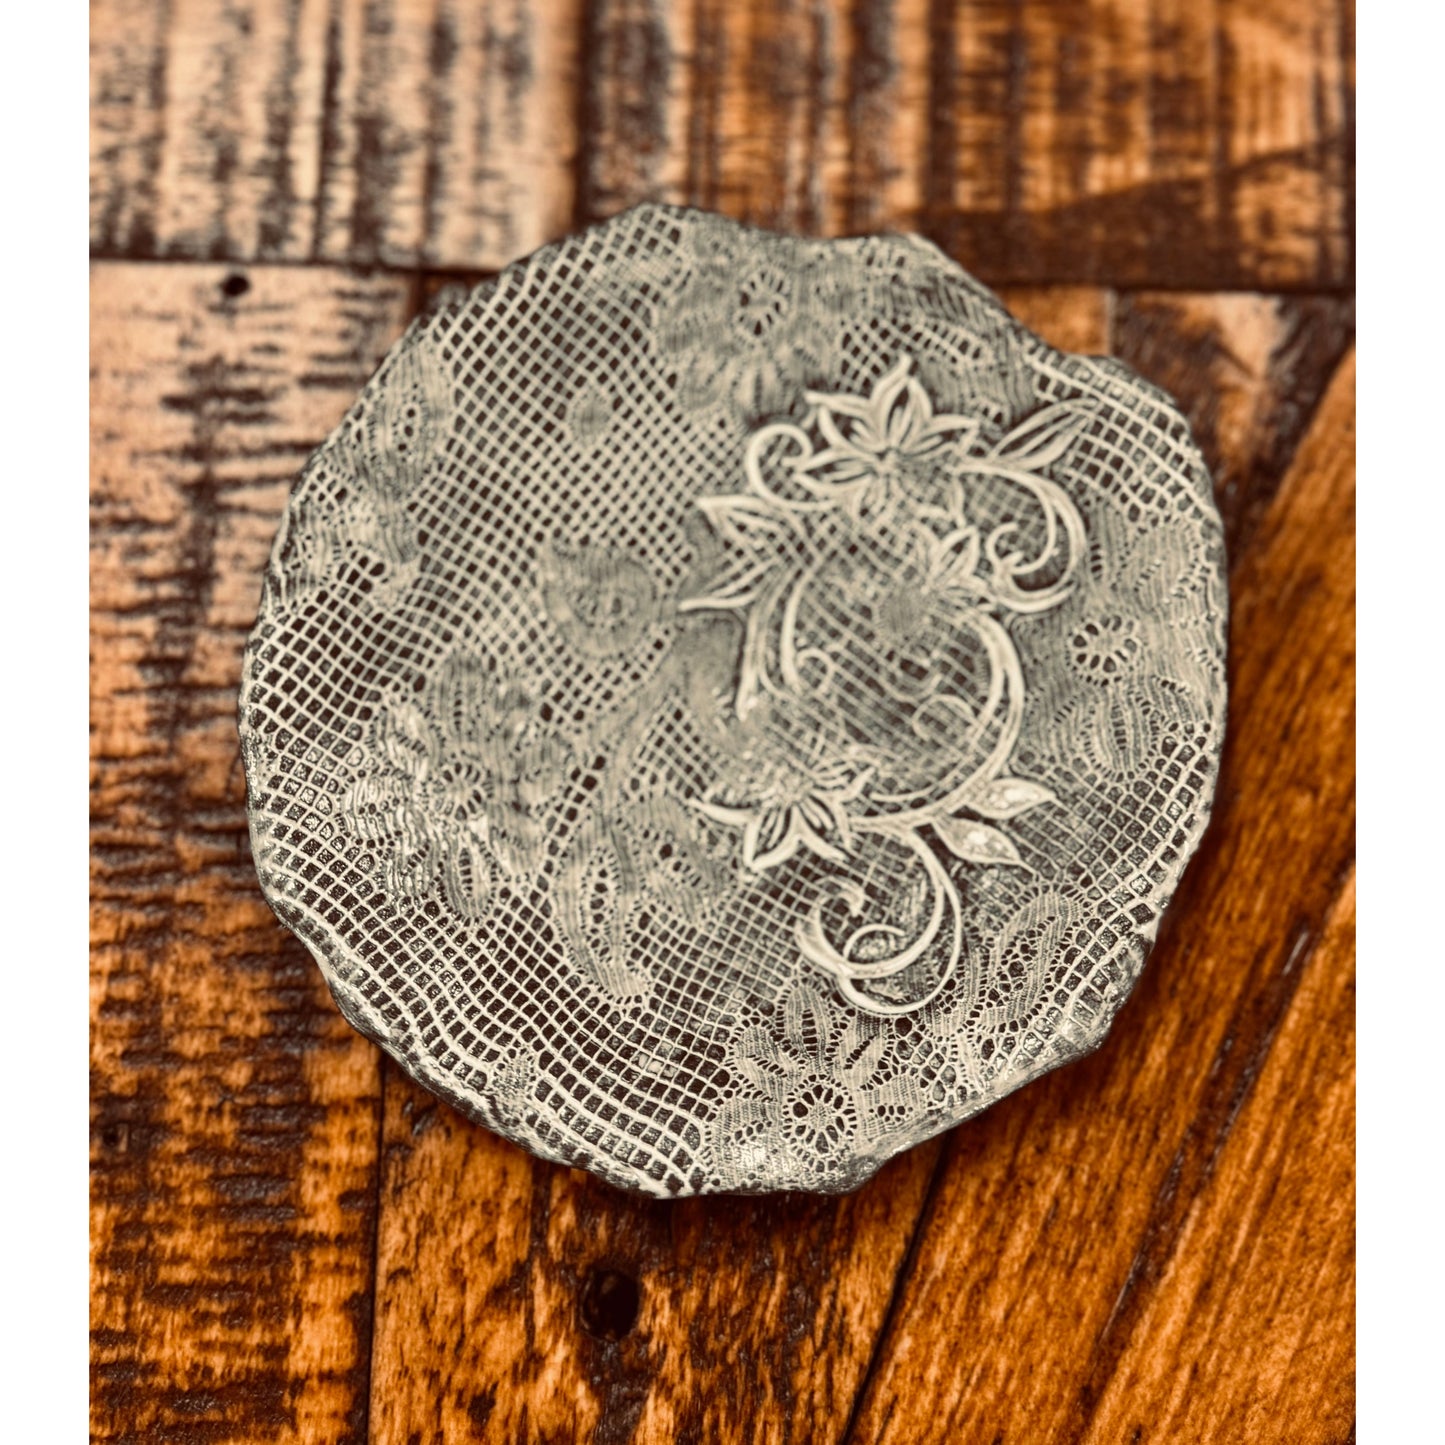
[88,249,1359,301]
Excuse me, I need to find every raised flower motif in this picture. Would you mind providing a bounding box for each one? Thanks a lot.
[679,356,1089,1014]
[538,538,659,659]
[1026,501,1218,779]
[709,983,890,1189]
[791,355,980,522]
[692,714,873,872]
[654,229,870,419]
[339,652,572,916]
[267,431,420,616]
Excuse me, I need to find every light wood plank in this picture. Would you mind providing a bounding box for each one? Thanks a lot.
[90,262,413,1444]
[368,1073,940,1444]
[91,0,1353,288]
[91,0,580,267]
[1078,873,1355,1445]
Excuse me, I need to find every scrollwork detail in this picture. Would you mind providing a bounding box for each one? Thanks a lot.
[680,357,1091,1014]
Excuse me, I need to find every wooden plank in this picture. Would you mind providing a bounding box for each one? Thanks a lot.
[837,0,933,235]
[1002,283,1113,359]
[1078,873,1355,1445]
[707,0,845,236]
[368,1078,942,1444]
[90,0,580,268]
[575,0,696,227]
[931,0,1353,287]
[90,262,413,1444]
[92,0,1352,289]
[359,287,1110,1445]
[313,0,585,266]
[90,0,172,257]
[576,0,849,235]
[583,0,1351,286]
[144,0,332,261]
[845,349,1355,1444]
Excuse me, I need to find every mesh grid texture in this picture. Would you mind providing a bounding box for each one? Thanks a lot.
[239,204,1227,1196]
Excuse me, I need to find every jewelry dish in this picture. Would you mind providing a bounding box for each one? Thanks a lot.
[239,204,1227,1196]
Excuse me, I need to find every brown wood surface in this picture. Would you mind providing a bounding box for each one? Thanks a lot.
[91,264,414,1443]
[91,3,1354,1440]
[90,0,1353,289]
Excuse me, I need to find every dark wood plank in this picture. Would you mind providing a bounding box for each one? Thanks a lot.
[845,348,1355,1444]
[927,0,1354,289]
[360,287,1112,1445]
[576,0,1353,287]
[90,262,413,1444]
[91,0,1353,290]
[1113,291,1355,559]
[575,0,693,229]
[368,1074,940,1444]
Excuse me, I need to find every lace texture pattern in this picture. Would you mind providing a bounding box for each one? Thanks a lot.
[239,204,1227,1196]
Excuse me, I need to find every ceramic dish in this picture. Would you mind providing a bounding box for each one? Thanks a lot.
[239,204,1227,1196]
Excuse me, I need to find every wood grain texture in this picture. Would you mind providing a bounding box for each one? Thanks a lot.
[1077,872,1355,1445]
[91,0,1353,288]
[368,1072,940,1445]
[847,348,1355,1445]
[90,0,581,268]
[928,0,1354,289]
[91,263,413,1444]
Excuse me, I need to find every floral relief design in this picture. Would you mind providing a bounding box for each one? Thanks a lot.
[655,231,872,418]
[268,437,421,616]
[680,356,1092,1015]
[553,795,739,1001]
[267,327,451,618]
[342,328,454,497]
[1028,502,1217,779]
[339,652,573,918]
[538,538,660,659]
[565,378,619,451]
[691,712,872,872]
[710,984,890,1189]
[488,1045,539,1132]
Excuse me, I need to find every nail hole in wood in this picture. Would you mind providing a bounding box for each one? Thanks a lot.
[580,1267,639,1340]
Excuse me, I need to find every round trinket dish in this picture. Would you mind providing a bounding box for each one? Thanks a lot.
[239,203,1227,1196]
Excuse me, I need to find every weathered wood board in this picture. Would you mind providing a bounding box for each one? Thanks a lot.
[91,0,1353,288]
[91,264,411,1444]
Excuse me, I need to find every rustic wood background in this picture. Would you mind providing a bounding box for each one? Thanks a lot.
[91,2,1355,1440]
